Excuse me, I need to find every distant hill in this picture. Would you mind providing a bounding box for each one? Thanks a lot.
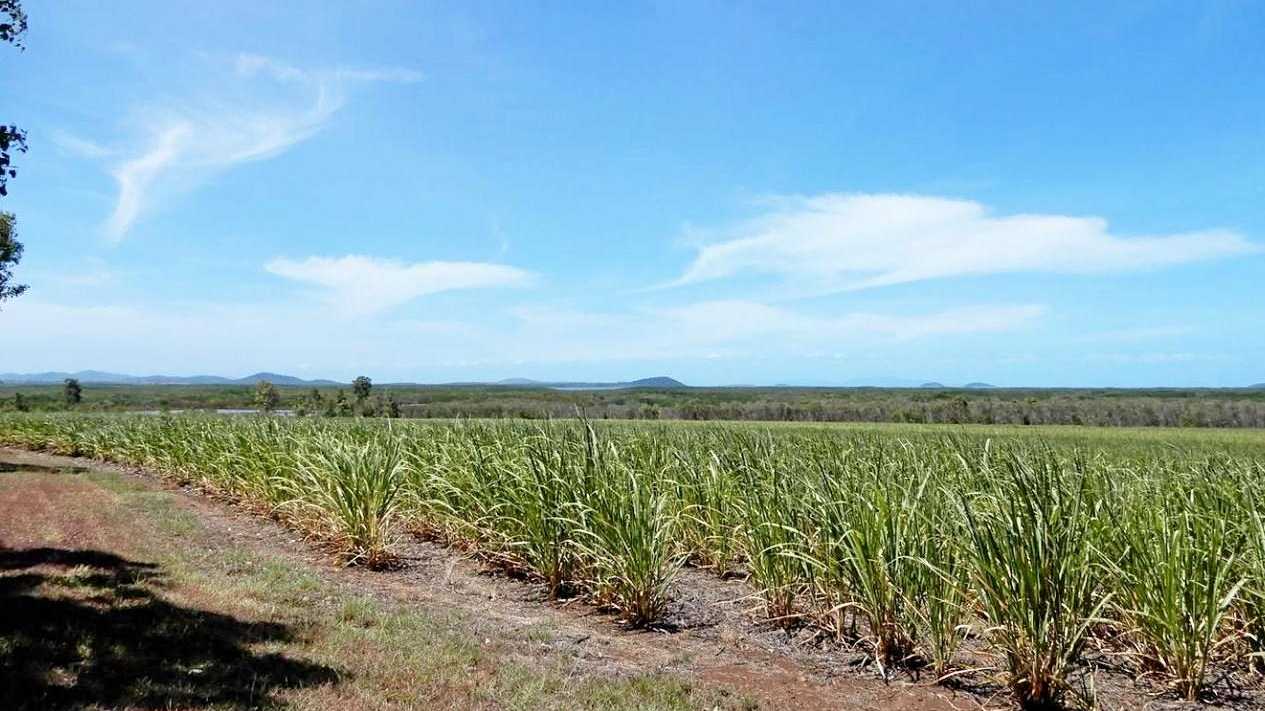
[963,382,996,389]
[627,376,687,388]
[920,382,946,388]
[1250,383,1265,389]
[838,377,928,388]
[236,372,342,386]
[0,370,341,386]
[0,371,685,389]
[489,376,688,390]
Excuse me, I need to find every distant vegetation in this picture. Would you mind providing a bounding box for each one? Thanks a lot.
[62,377,80,407]
[5,381,1265,428]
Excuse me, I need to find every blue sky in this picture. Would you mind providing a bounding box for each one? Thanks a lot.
[2,1,1263,386]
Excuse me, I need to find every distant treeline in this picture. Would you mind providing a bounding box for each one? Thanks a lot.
[399,388,1265,429]
[4,382,1265,428]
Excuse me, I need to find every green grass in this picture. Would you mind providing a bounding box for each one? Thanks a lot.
[959,448,1106,709]
[283,429,408,566]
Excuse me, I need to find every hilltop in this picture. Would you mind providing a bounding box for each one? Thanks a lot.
[488,376,688,390]
[0,370,341,386]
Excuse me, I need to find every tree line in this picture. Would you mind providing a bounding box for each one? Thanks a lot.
[396,389,1265,429]
[253,376,401,418]
[9,381,1265,429]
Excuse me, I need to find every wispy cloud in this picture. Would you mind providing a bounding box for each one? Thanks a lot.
[0,297,484,376]
[670,194,1258,292]
[658,300,1045,344]
[504,300,1045,362]
[265,255,534,315]
[1077,325,1193,343]
[32,257,118,288]
[101,54,419,242]
[0,292,1042,377]
[49,129,115,159]
[108,125,192,240]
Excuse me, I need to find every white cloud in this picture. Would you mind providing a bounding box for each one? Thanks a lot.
[107,125,192,240]
[102,54,419,242]
[266,255,534,314]
[233,54,423,85]
[672,194,1258,291]
[0,297,488,377]
[656,300,1045,346]
[0,294,1040,379]
[501,300,1044,362]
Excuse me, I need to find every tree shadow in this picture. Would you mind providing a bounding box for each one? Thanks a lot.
[0,546,341,710]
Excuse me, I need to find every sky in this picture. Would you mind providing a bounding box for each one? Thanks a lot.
[2,1,1263,387]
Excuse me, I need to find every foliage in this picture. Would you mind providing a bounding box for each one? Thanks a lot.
[1,1,26,197]
[1247,506,1265,675]
[333,389,352,417]
[283,428,406,567]
[9,382,1265,429]
[959,448,1105,709]
[575,428,685,626]
[316,385,1265,429]
[0,0,25,47]
[0,123,22,198]
[1105,474,1246,701]
[802,445,965,673]
[62,378,81,406]
[254,380,280,413]
[0,211,26,302]
[352,376,372,402]
[306,387,323,414]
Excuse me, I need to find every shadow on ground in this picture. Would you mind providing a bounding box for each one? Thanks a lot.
[0,546,340,710]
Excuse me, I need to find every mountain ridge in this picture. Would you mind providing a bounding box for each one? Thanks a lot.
[0,371,688,389]
[0,370,341,386]
[481,376,689,389]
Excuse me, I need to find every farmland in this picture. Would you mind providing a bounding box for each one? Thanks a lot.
[6,381,1265,428]
[2,413,1264,708]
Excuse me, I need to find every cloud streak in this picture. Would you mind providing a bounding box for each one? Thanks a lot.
[265,255,534,315]
[1,293,1042,379]
[102,54,419,242]
[657,300,1046,345]
[672,194,1257,292]
[505,300,1045,362]
[49,129,115,159]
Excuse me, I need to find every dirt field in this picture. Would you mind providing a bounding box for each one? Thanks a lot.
[0,447,989,710]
